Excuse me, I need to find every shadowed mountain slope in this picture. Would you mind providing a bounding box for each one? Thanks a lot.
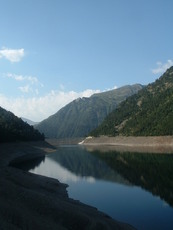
[0,107,44,142]
[36,84,143,138]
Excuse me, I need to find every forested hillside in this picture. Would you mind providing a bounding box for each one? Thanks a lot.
[0,107,44,142]
[36,84,143,138]
[90,67,173,136]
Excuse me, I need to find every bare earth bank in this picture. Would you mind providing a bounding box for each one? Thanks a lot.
[0,141,135,230]
[81,136,173,153]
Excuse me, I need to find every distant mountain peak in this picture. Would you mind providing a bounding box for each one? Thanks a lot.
[36,84,143,139]
[21,117,39,126]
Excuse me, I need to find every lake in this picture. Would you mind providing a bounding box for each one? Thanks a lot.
[24,145,173,230]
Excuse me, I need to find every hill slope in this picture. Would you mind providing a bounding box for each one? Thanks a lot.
[36,84,143,138]
[0,107,44,142]
[90,67,173,136]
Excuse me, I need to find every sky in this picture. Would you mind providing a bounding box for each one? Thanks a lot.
[0,0,173,121]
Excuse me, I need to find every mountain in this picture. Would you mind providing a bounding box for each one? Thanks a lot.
[21,117,39,126]
[0,107,44,142]
[90,66,173,137]
[36,84,143,138]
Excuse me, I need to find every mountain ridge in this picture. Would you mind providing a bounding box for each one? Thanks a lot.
[90,67,173,137]
[36,84,143,138]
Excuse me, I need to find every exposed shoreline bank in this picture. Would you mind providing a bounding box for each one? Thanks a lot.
[80,136,173,153]
[0,141,135,230]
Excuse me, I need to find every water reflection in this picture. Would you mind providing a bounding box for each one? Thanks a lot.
[47,146,173,208]
[25,145,173,230]
[48,146,130,185]
[89,149,173,207]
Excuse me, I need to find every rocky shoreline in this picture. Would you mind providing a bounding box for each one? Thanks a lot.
[81,136,173,153]
[0,141,135,230]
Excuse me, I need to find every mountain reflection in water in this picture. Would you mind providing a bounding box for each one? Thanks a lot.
[26,145,173,230]
[49,146,131,185]
[89,148,173,208]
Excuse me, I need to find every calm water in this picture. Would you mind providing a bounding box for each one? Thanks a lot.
[27,145,173,230]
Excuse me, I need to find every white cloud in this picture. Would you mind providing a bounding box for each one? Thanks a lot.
[19,85,30,93]
[6,73,25,81]
[113,85,118,89]
[80,89,100,97]
[0,47,24,62]
[5,73,39,85]
[152,60,173,74]
[3,73,43,95]
[102,85,118,92]
[0,89,101,122]
[27,76,39,84]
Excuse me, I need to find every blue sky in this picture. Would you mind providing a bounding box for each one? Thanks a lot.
[0,0,173,121]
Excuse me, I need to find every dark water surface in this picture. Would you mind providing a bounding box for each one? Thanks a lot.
[27,145,173,230]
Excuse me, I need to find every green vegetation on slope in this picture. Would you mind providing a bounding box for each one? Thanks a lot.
[0,107,44,142]
[36,84,143,138]
[90,66,173,136]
